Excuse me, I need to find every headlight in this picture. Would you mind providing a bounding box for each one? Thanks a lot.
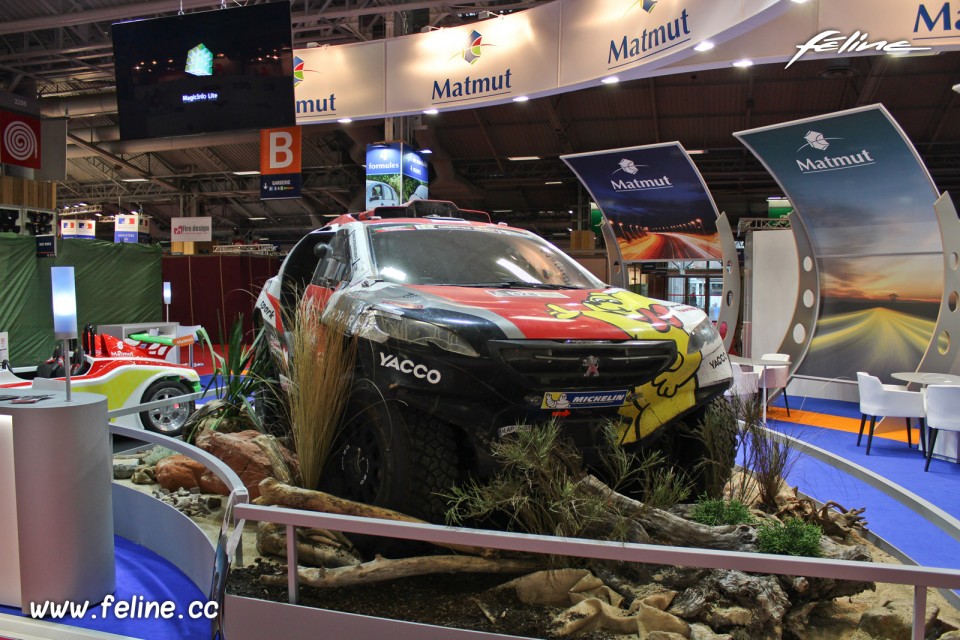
[354,308,479,357]
[686,317,721,354]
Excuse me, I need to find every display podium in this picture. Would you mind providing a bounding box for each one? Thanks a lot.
[0,391,115,613]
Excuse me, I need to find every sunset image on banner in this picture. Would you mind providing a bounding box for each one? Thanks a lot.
[802,254,942,380]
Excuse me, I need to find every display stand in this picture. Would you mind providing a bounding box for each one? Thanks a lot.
[0,391,115,613]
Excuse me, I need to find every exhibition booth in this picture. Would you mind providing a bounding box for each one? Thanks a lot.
[2,0,960,639]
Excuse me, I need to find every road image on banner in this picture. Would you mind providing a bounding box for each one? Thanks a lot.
[562,143,721,261]
[736,105,942,382]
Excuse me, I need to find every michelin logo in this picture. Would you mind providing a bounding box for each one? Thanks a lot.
[541,390,628,410]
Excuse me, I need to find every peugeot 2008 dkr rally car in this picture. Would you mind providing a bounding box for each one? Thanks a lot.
[254,200,732,521]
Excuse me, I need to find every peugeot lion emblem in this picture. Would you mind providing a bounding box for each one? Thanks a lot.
[582,355,600,377]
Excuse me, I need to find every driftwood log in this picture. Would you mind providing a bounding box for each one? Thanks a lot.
[256,522,361,568]
[261,554,543,589]
[257,478,492,557]
[577,475,758,551]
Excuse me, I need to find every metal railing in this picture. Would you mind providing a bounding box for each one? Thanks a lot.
[232,502,960,640]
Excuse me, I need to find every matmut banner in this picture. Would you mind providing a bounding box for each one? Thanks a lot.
[735,104,942,382]
[0,109,41,170]
[561,142,721,262]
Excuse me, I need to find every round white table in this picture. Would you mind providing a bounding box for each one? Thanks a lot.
[891,372,960,386]
[729,356,790,423]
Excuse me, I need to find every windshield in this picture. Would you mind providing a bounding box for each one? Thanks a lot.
[368,223,604,288]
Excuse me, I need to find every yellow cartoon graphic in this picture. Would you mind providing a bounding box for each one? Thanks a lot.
[547,291,703,444]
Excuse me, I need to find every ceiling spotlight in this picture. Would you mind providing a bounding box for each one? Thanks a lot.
[121,177,150,182]
[545,180,563,185]
[507,155,540,161]
[248,217,267,221]
[953,84,960,94]
[512,95,529,102]
[733,59,754,68]
[420,148,433,154]
[337,117,353,124]
[600,76,620,84]
[423,108,439,115]
[233,170,260,176]
[694,40,715,52]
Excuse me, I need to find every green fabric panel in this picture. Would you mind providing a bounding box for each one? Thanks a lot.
[0,233,49,366]
[0,236,162,366]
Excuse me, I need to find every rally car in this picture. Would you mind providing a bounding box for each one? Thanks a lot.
[254,200,732,521]
[0,327,201,437]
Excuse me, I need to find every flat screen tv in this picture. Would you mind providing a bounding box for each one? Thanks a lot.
[112,2,295,140]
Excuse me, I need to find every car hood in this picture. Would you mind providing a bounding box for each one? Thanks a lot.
[360,283,707,342]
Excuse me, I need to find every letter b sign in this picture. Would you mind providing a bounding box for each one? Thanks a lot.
[259,126,302,175]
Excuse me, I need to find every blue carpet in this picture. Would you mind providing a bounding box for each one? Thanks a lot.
[765,396,960,571]
[0,536,210,639]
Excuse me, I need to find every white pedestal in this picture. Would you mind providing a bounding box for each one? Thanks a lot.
[0,391,115,613]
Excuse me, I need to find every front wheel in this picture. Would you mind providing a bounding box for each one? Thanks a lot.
[320,383,460,523]
[139,380,194,437]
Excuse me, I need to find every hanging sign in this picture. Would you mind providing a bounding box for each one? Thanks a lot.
[0,109,41,170]
[170,216,212,242]
[114,214,149,243]
[365,143,429,208]
[562,142,721,262]
[260,126,302,200]
[61,219,96,240]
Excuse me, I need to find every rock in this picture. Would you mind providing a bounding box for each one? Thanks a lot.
[113,458,139,480]
[194,429,299,500]
[670,570,789,639]
[155,454,206,491]
[858,599,940,640]
[645,632,687,640]
[199,470,229,496]
[150,486,221,518]
[131,465,155,484]
[939,631,960,639]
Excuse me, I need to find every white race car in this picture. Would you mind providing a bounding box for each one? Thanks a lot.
[0,328,200,437]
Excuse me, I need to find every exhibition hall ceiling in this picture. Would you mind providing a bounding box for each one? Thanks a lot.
[1,0,959,244]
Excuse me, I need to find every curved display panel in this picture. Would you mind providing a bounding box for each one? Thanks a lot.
[736,105,943,383]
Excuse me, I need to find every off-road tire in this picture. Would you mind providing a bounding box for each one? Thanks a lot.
[139,379,194,437]
[320,382,459,524]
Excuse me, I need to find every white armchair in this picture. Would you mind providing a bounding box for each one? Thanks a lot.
[923,384,960,472]
[760,353,791,416]
[856,371,925,455]
[725,361,761,400]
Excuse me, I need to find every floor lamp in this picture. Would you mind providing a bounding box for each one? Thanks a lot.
[51,267,78,402]
[163,282,171,322]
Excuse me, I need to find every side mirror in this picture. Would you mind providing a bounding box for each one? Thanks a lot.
[314,243,331,260]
